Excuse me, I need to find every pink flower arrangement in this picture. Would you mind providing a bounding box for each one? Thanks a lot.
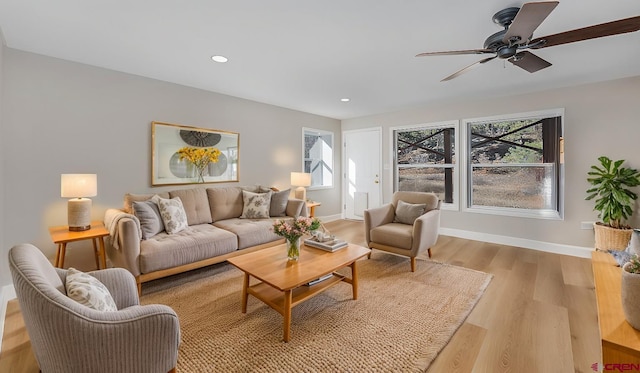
[272,216,321,242]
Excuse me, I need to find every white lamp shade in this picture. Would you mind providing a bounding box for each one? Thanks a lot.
[290,172,311,187]
[61,174,97,198]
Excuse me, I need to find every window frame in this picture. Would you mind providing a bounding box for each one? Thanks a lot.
[302,127,334,190]
[391,120,460,211]
[461,108,564,220]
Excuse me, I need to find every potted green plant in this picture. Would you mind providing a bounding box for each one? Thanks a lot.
[622,255,640,329]
[586,156,640,250]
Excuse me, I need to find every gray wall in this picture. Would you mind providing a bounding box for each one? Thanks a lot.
[0,48,341,288]
[0,31,5,286]
[342,76,640,249]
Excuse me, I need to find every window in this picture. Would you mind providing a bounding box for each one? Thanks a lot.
[303,128,334,189]
[393,121,458,209]
[463,109,563,219]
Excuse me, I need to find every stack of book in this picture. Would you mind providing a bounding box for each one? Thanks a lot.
[304,237,348,252]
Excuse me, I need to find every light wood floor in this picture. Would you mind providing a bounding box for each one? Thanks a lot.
[0,219,600,372]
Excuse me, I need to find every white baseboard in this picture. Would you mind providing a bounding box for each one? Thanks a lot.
[439,227,593,258]
[0,284,17,354]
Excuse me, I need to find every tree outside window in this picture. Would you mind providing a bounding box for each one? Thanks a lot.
[393,121,458,208]
[465,110,563,218]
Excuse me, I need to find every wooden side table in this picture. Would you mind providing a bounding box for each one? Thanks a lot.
[307,201,321,217]
[48,221,109,269]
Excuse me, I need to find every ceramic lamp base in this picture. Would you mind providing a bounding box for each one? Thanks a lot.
[294,186,306,201]
[68,198,92,231]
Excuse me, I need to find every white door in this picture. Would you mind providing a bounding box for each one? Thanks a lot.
[343,128,382,220]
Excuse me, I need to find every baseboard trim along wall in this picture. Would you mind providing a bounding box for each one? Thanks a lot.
[439,227,593,258]
[0,284,17,353]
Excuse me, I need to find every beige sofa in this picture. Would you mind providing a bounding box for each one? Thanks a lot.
[104,186,307,292]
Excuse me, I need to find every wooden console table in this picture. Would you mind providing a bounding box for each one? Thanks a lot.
[592,250,640,365]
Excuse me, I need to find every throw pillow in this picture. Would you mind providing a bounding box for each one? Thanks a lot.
[66,267,117,311]
[270,188,291,217]
[394,200,426,225]
[240,190,272,219]
[132,200,165,239]
[155,196,189,234]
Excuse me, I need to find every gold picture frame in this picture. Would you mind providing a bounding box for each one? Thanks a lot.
[151,121,239,186]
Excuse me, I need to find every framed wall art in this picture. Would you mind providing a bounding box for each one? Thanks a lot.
[151,121,240,186]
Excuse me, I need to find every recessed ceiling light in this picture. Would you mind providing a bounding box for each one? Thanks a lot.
[211,55,228,63]
[341,98,350,102]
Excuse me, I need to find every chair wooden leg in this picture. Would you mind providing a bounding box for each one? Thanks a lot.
[428,248,432,258]
[410,257,416,272]
[168,368,176,373]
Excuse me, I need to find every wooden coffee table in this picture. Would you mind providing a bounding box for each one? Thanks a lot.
[227,242,371,342]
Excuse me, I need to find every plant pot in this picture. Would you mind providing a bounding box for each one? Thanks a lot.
[594,222,632,251]
[621,269,640,330]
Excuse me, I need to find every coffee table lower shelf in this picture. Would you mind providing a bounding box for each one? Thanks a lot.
[247,273,346,312]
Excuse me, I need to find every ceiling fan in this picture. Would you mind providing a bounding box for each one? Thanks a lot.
[416,1,640,81]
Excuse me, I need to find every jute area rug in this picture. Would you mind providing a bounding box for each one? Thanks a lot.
[141,252,492,373]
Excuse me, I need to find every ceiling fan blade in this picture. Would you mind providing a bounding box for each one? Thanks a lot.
[416,49,494,57]
[508,51,552,73]
[441,55,497,82]
[530,15,640,49]
[503,1,559,45]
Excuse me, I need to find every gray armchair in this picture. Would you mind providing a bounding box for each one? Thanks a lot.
[364,191,441,272]
[8,243,180,373]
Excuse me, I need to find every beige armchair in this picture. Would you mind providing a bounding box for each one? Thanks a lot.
[364,191,441,272]
[8,243,180,373]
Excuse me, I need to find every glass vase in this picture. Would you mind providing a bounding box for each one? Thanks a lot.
[287,237,301,261]
[196,165,206,183]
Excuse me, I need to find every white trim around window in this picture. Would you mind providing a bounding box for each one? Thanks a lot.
[461,108,565,220]
[390,120,460,211]
[302,127,334,190]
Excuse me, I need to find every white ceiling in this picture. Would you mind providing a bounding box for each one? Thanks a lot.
[0,1,639,120]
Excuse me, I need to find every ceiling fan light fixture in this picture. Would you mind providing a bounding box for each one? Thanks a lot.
[418,2,639,82]
[211,55,228,63]
[497,45,518,59]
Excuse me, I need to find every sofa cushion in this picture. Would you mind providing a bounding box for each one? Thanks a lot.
[370,223,413,250]
[207,187,244,222]
[132,200,165,239]
[123,192,170,214]
[269,189,291,217]
[66,267,118,311]
[139,224,238,274]
[213,218,282,250]
[155,196,189,234]
[286,199,306,218]
[169,188,213,225]
[393,200,426,225]
[240,190,272,219]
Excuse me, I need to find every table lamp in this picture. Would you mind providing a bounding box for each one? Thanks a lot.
[61,174,97,231]
[291,172,311,201]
